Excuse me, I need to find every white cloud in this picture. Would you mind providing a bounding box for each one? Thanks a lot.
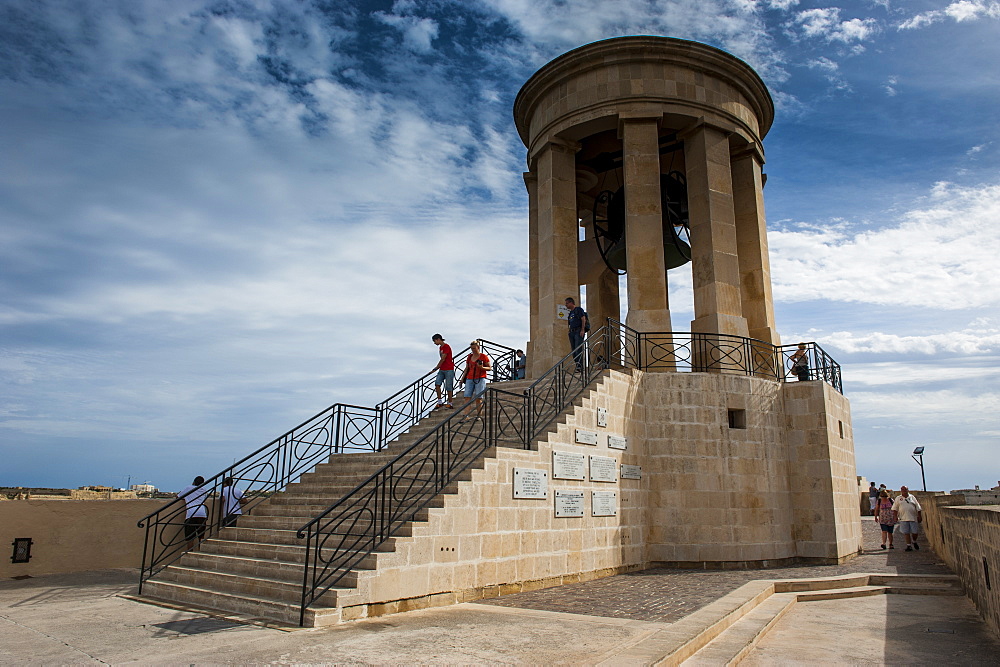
[899,1,1000,29]
[790,8,879,42]
[851,388,1000,425]
[770,181,1000,309]
[826,328,1000,355]
[373,11,440,53]
[481,0,787,81]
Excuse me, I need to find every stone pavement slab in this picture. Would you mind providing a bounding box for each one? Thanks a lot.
[475,516,949,623]
[0,569,669,665]
[741,592,1000,666]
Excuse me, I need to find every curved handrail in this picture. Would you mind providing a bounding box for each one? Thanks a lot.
[137,338,517,590]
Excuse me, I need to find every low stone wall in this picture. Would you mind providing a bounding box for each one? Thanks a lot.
[0,499,165,578]
[918,493,1000,637]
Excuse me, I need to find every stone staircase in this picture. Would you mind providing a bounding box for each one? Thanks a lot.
[139,376,591,626]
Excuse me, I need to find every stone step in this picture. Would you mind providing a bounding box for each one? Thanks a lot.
[683,593,797,666]
[180,551,378,583]
[141,579,341,627]
[198,538,395,562]
[156,564,362,607]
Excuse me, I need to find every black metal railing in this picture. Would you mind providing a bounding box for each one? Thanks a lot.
[137,339,517,590]
[778,341,842,393]
[294,320,843,623]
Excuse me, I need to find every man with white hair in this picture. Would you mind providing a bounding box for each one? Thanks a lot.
[892,485,923,551]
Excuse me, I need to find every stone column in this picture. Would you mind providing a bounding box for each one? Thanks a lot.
[731,148,779,346]
[621,116,671,335]
[532,139,580,376]
[683,121,749,338]
[524,171,538,378]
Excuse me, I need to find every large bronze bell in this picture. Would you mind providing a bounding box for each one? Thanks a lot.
[592,171,691,274]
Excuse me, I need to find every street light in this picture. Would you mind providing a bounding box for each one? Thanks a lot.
[912,447,926,492]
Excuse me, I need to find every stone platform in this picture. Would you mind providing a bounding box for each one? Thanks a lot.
[3,517,997,665]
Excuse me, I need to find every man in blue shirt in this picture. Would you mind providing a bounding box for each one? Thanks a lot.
[565,297,587,370]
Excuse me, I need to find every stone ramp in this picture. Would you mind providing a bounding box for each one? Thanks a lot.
[139,374,609,627]
[595,573,963,666]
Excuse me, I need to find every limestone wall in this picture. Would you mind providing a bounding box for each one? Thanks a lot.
[785,380,861,562]
[918,493,1000,637]
[341,368,859,619]
[0,499,165,578]
[643,371,796,565]
[343,370,649,617]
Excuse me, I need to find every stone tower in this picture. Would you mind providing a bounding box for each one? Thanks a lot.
[515,36,779,376]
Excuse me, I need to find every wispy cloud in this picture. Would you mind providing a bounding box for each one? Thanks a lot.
[770,181,1000,309]
[899,1,1000,29]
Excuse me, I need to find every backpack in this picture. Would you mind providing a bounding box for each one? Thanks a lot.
[584,310,591,332]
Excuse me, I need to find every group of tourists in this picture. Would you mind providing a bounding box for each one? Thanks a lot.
[429,334,527,421]
[869,481,924,552]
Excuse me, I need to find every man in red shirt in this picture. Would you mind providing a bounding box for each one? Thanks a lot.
[432,334,455,409]
[459,339,491,420]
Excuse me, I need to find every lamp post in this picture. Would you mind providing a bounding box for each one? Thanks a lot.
[912,447,926,492]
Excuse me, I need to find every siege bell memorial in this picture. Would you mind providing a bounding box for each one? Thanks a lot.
[136,35,859,627]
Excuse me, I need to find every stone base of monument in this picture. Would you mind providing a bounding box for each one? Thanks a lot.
[141,367,859,627]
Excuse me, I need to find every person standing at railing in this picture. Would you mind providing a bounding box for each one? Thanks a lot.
[790,342,809,381]
[515,349,526,379]
[565,297,588,371]
[431,334,455,410]
[178,475,209,548]
[459,339,491,421]
[221,477,247,527]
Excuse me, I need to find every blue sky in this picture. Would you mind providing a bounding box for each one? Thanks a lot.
[2,0,998,493]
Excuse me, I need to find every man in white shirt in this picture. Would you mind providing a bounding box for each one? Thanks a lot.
[891,485,923,551]
[221,477,246,527]
[178,475,210,547]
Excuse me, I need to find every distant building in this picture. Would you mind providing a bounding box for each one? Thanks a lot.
[130,484,157,494]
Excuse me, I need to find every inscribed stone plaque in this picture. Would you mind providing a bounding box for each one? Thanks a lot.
[513,468,548,499]
[592,490,618,517]
[607,435,627,450]
[552,451,587,481]
[575,429,598,445]
[589,455,618,483]
[597,407,608,427]
[555,490,585,518]
[621,464,642,480]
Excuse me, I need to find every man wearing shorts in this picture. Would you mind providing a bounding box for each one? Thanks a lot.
[431,334,455,409]
[892,485,923,551]
[460,339,490,420]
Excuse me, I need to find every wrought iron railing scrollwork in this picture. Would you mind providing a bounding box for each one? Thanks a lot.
[137,339,517,590]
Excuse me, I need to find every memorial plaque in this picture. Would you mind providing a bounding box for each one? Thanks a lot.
[589,455,618,483]
[555,490,585,518]
[575,429,598,445]
[513,468,548,499]
[552,451,587,480]
[597,407,608,427]
[607,435,627,450]
[621,464,642,480]
[592,490,617,516]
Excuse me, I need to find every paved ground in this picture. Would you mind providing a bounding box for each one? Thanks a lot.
[1,517,994,665]
[0,570,671,665]
[742,593,1000,666]
[476,517,949,622]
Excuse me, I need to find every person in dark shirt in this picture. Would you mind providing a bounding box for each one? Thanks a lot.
[565,297,588,370]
